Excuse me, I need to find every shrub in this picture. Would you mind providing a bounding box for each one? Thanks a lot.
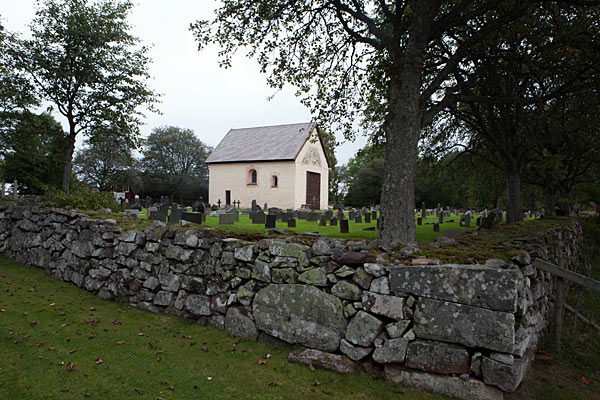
[43,182,118,211]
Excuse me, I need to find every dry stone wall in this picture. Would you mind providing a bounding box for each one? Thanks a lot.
[0,205,583,400]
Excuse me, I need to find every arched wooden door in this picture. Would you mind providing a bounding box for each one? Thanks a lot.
[306,172,321,210]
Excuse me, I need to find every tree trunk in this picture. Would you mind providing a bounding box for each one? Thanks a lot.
[543,186,556,216]
[505,167,523,223]
[62,133,77,193]
[379,0,439,243]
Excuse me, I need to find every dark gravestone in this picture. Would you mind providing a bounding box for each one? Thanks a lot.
[319,215,327,226]
[151,211,167,222]
[417,217,422,225]
[476,216,482,226]
[438,213,444,224]
[464,213,471,228]
[181,213,204,224]
[219,213,236,225]
[251,212,266,224]
[307,213,319,222]
[340,219,349,234]
[348,211,355,220]
[168,208,183,224]
[337,210,345,220]
[365,213,371,223]
[421,202,426,217]
[478,212,497,230]
[265,214,277,228]
[372,210,377,219]
[355,215,362,224]
[251,199,258,212]
[264,203,268,211]
[159,204,169,214]
[280,212,292,223]
[433,223,440,232]
[268,207,280,215]
[329,217,337,226]
[298,211,308,220]
[292,210,299,219]
[287,219,296,228]
[227,207,240,222]
[324,210,333,219]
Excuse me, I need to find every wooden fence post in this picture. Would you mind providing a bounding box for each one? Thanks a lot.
[555,277,567,351]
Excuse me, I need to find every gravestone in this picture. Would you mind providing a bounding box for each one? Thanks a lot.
[337,210,345,220]
[421,202,426,217]
[372,210,377,219]
[298,211,308,220]
[168,207,183,224]
[324,210,333,219]
[348,211,355,220]
[219,213,236,225]
[319,215,327,226]
[226,206,240,222]
[464,213,471,228]
[287,219,296,228]
[329,217,338,226]
[251,212,266,224]
[265,214,276,228]
[280,212,292,223]
[433,223,440,232]
[251,199,258,212]
[438,212,444,224]
[476,216,482,226]
[307,212,319,222]
[150,210,167,222]
[264,203,268,211]
[478,211,497,230]
[417,217,422,225]
[181,212,204,224]
[292,210,299,219]
[355,215,362,223]
[340,219,349,234]
[365,213,371,223]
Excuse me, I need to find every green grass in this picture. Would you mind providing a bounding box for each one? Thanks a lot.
[0,256,444,400]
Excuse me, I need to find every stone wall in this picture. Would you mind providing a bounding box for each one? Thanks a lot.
[0,205,583,400]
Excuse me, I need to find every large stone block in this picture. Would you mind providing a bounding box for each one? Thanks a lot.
[362,292,404,320]
[184,294,212,316]
[372,338,409,364]
[225,307,258,341]
[390,265,520,312]
[339,339,372,361]
[405,340,470,374]
[384,366,504,400]
[253,284,345,352]
[413,298,515,353]
[481,352,533,392]
[345,311,384,347]
[288,349,355,374]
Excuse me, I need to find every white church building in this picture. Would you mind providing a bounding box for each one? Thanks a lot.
[206,122,329,210]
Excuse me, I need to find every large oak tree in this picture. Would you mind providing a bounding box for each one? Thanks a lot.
[192,0,566,242]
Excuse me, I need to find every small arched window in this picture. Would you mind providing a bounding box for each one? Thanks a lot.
[248,169,257,184]
[271,175,278,188]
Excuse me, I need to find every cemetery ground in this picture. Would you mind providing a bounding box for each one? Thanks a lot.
[0,256,442,400]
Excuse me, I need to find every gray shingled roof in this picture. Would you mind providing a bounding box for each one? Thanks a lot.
[206,122,317,164]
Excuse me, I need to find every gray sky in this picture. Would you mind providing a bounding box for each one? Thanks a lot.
[1,0,366,164]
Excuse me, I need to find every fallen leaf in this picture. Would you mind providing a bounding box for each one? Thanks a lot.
[266,354,271,359]
[308,363,315,372]
[30,321,37,327]
[84,393,90,397]
[267,382,277,387]
[66,362,74,372]
[95,358,103,365]
[577,376,591,385]
[322,390,332,395]
[313,380,321,387]
[167,385,174,391]
[89,307,96,311]
[1,309,6,312]
[257,360,267,365]
[134,388,143,394]
[116,341,125,345]
[69,349,77,354]
[201,347,208,352]
[48,347,55,351]
[60,388,69,393]
[207,377,212,381]
[49,303,55,306]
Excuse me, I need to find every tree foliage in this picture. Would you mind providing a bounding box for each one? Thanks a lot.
[73,126,136,191]
[8,0,159,192]
[140,126,212,202]
[0,112,66,194]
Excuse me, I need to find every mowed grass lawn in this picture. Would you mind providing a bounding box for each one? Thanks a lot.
[136,210,485,244]
[0,256,445,400]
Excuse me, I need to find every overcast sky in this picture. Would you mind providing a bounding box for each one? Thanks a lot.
[1,0,366,164]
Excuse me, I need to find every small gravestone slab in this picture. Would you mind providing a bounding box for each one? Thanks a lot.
[337,210,345,220]
[476,216,482,226]
[417,217,422,225]
[340,219,349,234]
[365,213,371,223]
[181,212,204,224]
[298,211,308,220]
[287,219,296,228]
[265,214,277,228]
[219,213,236,225]
[438,213,444,224]
[307,212,319,222]
[251,199,258,212]
[478,212,497,230]
[348,211,355,220]
[433,223,440,232]
[251,212,266,224]
[355,215,362,224]
[168,209,182,224]
[372,210,377,219]
[319,215,327,226]
[329,217,338,226]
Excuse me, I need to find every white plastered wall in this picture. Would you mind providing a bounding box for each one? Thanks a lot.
[208,161,297,209]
